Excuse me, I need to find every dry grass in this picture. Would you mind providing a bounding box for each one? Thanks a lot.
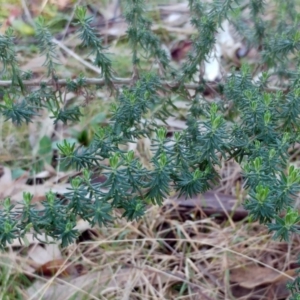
[0,202,297,299]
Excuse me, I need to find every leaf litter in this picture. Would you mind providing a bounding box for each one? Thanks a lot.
[0,0,299,299]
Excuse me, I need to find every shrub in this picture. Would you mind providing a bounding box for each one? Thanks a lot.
[1,0,300,296]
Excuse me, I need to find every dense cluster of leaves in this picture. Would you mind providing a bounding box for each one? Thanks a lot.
[1,0,300,297]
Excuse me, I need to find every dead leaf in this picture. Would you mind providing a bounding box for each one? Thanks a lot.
[28,243,62,266]
[159,2,190,14]
[171,40,192,62]
[164,191,248,221]
[163,12,189,27]
[21,56,48,74]
[75,219,92,233]
[0,165,12,187]
[216,20,244,64]
[50,0,71,10]
[203,44,222,82]
[35,259,78,277]
[230,264,295,289]
[26,267,183,300]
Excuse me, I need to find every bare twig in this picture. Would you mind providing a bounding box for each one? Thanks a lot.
[52,38,103,74]
[0,76,286,95]
[61,0,82,41]
[0,77,209,89]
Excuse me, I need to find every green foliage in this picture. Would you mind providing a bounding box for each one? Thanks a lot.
[288,256,300,299]
[125,0,169,69]
[1,3,300,295]
[75,6,113,84]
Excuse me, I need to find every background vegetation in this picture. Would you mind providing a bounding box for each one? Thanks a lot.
[0,0,300,299]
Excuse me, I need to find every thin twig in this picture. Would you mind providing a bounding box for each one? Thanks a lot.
[18,0,102,76]
[0,77,286,95]
[52,38,102,74]
[20,0,35,26]
[61,0,82,41]
[0,77,205,89]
